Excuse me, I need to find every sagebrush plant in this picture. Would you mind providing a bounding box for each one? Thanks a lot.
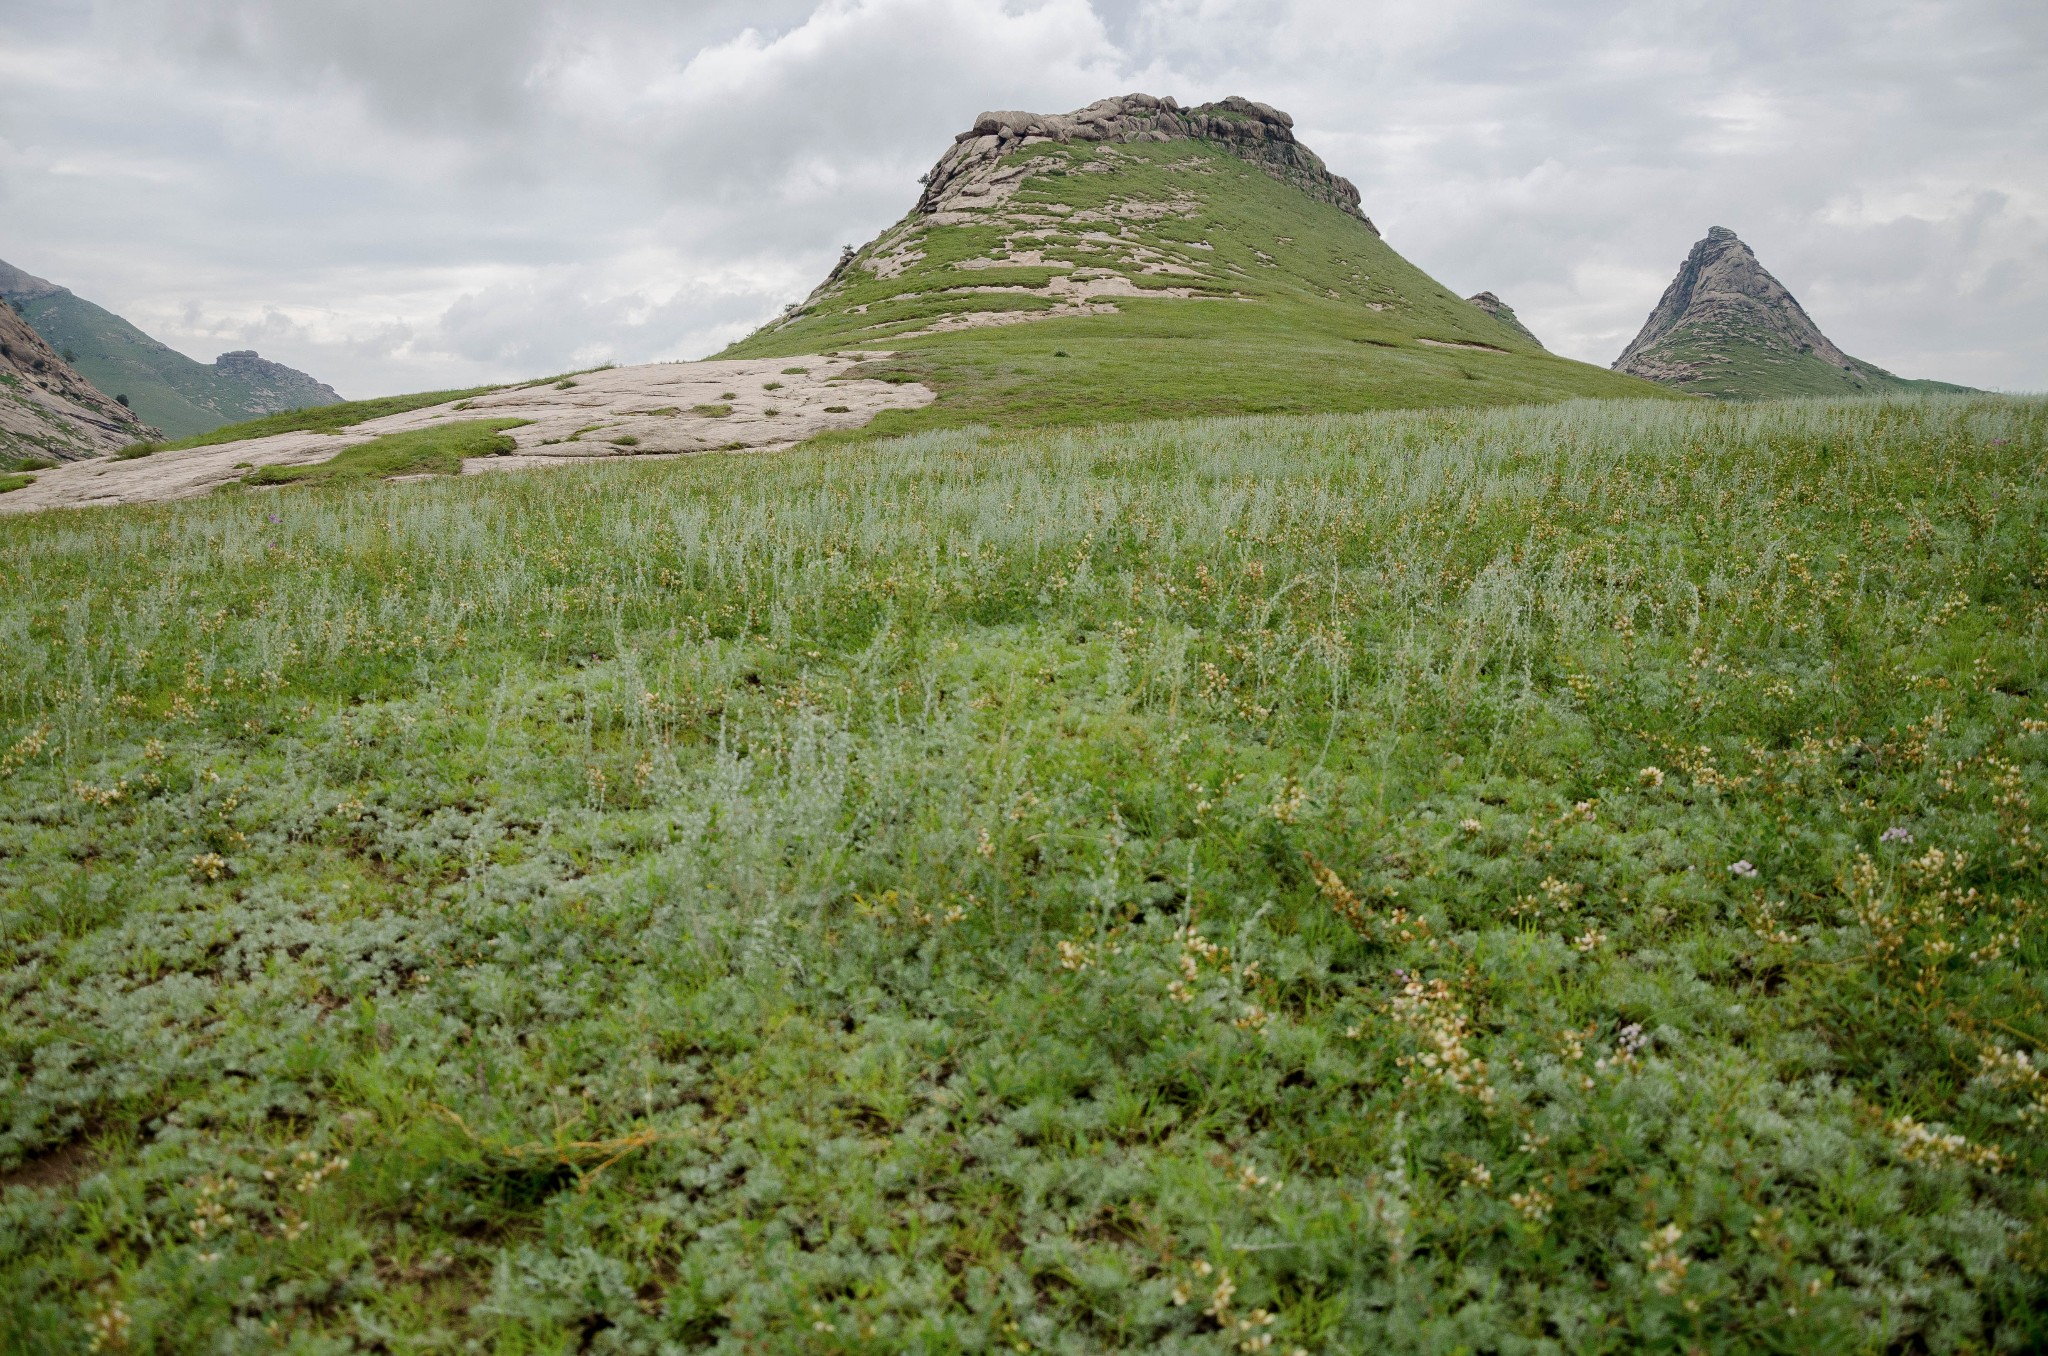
[0,395,2044,1353]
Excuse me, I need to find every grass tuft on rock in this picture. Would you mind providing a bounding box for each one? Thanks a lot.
[160,389,504,451]
[241,418,529,486]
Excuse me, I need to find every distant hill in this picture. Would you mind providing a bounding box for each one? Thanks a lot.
[1466,292,1543,348]
[0,259,344,439]
[720,94,1671,431]
[1,296,159,465]
[1613,227,1974,400]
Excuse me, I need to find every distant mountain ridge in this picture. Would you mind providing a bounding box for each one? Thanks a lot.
[1614,227,1972,400]
[0,258,344,439]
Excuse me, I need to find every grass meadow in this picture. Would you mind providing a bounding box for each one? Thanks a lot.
[2,394,2046,1352]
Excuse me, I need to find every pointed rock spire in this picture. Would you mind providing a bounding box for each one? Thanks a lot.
[1616,227,1849,379]
[1613,228,1969,398]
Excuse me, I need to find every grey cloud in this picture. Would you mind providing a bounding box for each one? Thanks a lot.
[0,0,2039,396]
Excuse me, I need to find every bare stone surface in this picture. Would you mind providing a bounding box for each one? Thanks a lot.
[0,302,160,462]
[1615,227,1849,383]
[915,94,1373,230]
[0,355,930,515]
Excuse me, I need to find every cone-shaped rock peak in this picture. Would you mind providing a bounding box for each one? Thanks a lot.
[1614,228,1971,399]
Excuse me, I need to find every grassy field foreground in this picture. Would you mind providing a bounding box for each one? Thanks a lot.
[2,396,2046,1352]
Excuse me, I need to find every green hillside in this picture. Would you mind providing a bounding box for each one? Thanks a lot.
[1632,325,1975,401]
[2,286,342,440]
[3,393,2046,1350]
[722,134,1674,432]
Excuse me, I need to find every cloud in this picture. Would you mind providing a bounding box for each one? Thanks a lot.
[0,0,2040,395]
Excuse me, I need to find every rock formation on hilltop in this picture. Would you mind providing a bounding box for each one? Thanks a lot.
[0,259,63,303]
[1467,292,1543,349]
[212,349,344,414]
[1,298,160,463]
[1614,227,1972,399]
[918,94,1374,231]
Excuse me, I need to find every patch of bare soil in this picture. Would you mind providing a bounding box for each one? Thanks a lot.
[0,1139,98,1193]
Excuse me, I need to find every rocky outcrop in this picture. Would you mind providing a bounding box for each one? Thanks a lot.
[1615,227,1857,384]
[0,260,63,302]
[1612,228,1978,398]
[212,349,344,414]
[0,300,159,462]
[917,93,1375,233]
[1467,292,1543,348]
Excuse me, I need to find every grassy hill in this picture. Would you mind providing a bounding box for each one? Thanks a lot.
[722,132,1674,433]
[1,285,341,441]
[2,392,2045,1350]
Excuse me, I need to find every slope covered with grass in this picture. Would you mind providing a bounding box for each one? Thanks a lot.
[1631,328,1976,401]
[2,395,2046,1351]
[722,135,1673,434]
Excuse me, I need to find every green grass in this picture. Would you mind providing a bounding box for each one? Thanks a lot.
[722,138,1677,435]
[2,394,2046,1351]
[1642,328,1980,401]
[240,419,529,486]
[0,472,32,494]
[0,453,56,479]
[157,387,506,451]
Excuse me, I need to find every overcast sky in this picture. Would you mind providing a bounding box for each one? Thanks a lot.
[1,0,2042,396]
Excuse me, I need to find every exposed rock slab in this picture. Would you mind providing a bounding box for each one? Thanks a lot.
[0,355,930,515]
[0,302,160,462]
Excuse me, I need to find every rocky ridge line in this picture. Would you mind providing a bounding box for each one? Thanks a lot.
[917,94,1374,233]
